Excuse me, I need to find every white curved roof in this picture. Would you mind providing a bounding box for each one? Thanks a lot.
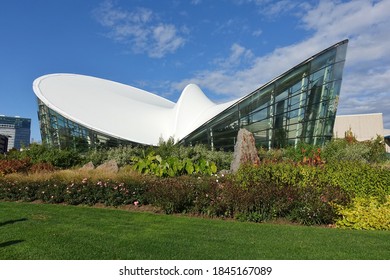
[33,73,238,146]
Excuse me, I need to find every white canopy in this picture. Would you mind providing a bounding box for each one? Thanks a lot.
[33,74,238,145]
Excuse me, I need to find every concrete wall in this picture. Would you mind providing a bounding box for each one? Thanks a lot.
[334,113,389,152]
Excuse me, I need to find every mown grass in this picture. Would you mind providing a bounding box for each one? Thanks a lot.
[0,202,389,260]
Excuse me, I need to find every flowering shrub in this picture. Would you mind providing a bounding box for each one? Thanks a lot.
[0,172,149,207]
[143,171,349,225]
[1,157,388,228]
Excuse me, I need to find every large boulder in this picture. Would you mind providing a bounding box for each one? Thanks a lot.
[79,161,95,171]
[96,160,119,173]
[230,128,260,173]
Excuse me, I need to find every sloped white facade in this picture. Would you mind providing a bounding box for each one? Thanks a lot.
[33,73,237,146]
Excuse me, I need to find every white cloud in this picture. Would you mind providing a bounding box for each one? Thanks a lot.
[191,0,202,5]
[150,24,186,58]
[252,29,263,37]
[93,0,186,58]
[236,0,311,17]
[259,0,300,17]
[213,18,251,35]
[170,0,390,128]
[213,43,254,70]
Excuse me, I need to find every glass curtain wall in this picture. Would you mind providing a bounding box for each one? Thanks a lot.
[37,100,134,150]
[180,40,348,150]
[0,116,31,150]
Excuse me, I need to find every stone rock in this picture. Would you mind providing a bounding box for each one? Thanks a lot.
[218,169,231,176]
[96,160,119,173]
[230,128,260,173]
[80,161,95,171]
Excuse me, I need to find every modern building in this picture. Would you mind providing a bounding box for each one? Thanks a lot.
[334,113,390,152]
[0,134,8,154]
[0,115,31,151]
[34,40,348,151]
[384,129,390,152]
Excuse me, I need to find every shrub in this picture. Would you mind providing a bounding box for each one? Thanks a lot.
[29,162,56,173]
[0,158,31,176]
[145,176,198,214]
[334,196,390,230]
[0,170,149,207]
[186,145,232,171]
[236,160,390,199]
[1,150,387,228]
[364,135,388,163]
[323,161,390,198]
[5,143,82,169]
[322,136,387,164]
[287,184,348,225]
[225,176,296,222]
[106,145,144,166]
[83,145,145,167]
[82,148,109,166]
[79,140,232,171]
[233,164,350,225]
[283,142,323,164]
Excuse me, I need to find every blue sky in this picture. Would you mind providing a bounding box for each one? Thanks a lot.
[1,0,389,142]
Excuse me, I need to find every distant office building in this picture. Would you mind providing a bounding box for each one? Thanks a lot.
[334,113,390,152]
[34,40,348,150]
[0,115,31,151]
[0,134,8,154]
[384,129,390,151]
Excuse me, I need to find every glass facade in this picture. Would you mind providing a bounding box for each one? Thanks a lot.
[38,101,136,150]
[0,115,31,151]
[37,40,348,151]
[0,134,9,154]
[179,40,348,150]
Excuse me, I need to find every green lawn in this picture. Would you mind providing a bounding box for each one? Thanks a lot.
[1,202,389,260]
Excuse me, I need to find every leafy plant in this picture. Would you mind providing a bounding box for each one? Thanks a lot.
[131,152,217,177]
[334,196,390,230]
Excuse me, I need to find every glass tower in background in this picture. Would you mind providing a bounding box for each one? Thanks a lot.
[0,115,31,151]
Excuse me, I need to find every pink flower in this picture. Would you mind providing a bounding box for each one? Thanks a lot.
[133,201,139,206]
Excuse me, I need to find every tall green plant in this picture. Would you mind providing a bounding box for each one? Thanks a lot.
[131,152,217,177]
